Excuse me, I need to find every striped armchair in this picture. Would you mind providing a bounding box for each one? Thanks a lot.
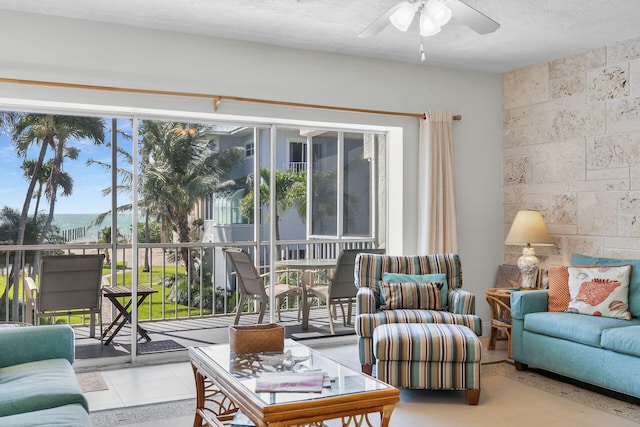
[354,253,482,374]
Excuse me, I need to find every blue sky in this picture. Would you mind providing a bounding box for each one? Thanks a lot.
[0,118,132,215]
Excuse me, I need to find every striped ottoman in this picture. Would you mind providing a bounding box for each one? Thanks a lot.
[373,323,482,405]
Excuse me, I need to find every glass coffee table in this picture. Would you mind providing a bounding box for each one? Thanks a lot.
[189,340,399,427]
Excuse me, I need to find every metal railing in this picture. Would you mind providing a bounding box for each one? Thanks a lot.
[0,238,376,325]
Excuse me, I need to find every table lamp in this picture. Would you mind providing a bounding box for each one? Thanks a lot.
[504,210,554,289]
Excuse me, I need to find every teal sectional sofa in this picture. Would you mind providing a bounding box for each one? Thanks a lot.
[0,324,91,426]
[511,253,640,399]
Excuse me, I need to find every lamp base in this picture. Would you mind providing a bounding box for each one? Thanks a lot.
[517,246,539,290]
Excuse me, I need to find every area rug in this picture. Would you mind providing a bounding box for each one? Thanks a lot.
[90,399,194,426]
[482,362,640,423]
[89,361,640,426]
[76,372,108,393]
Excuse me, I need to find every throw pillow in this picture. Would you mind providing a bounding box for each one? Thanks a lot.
[571,253,640,318]
[379,281,442,310]
[548,266,571,312]
[566,265,632,320]
[381,272,448,308]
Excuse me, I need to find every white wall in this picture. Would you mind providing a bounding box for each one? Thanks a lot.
[0,10,503,327]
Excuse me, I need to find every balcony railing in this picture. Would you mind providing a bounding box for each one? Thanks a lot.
[0,238,376,326]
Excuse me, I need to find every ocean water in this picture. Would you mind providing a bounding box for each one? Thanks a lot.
[52,213,135,242]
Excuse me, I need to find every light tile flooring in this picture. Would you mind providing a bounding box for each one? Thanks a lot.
[85,361,196,411]
[84,335,509,413]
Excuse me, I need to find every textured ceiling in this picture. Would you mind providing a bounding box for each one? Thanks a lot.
[1,0,640,72]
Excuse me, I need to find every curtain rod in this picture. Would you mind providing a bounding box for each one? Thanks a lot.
[0,77,461,121]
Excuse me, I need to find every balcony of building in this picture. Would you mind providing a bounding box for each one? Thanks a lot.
[0,238,376,369]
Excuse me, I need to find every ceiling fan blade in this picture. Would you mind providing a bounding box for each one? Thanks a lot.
[444,0,500,35]
[358,2,405,38]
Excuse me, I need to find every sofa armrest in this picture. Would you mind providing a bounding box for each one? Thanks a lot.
[510,290,548,320]
[356,287,377,315]
[0,324,75,368]
[448,288,475,315]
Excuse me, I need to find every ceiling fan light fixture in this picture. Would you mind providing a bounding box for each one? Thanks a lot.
[426,0,452,27]
[419,12,441,37]
[389,1,418,32]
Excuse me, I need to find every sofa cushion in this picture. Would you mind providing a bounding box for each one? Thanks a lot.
[0,403,90,427]
[566,265,632,320]
[524,311,640,348]
[571,253,640,318]
[382,272,448,308]
[0,358,89,417]
[379,281,442,310]
[548,266,571,312]
[356,309,482,338]
[601,325,640,358]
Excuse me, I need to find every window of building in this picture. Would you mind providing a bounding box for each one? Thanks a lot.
[245,141,254,157]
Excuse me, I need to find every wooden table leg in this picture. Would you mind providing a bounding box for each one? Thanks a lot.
[101,294,153,345]
[192,363,206,427]
[101,297,133,345]
[380,404,396,427]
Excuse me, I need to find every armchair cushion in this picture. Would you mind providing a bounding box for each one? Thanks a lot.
[379,281,442,310]
[382,272,448,308]
[356,309,482,338]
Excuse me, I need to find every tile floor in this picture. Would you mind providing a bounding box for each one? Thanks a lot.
[85,361,195,411]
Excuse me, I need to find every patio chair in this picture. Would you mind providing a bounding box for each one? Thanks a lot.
[28,254,106,340]
[303,248,384,334]
[223,247,302,325]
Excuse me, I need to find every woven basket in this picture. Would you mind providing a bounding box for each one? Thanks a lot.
[229,323,285,355]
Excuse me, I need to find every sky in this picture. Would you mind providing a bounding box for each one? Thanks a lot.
[0,118,132,215]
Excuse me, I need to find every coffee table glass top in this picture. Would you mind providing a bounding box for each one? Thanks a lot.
[194,340,389,405]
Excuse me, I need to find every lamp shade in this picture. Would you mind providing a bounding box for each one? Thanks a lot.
[504,210,554,246]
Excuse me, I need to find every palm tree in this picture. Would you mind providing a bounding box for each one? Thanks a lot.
[5,114,105,320]
[139,121,241,279]
[88,120,242,279]
[240,168,307,258]
[21,159,73,222]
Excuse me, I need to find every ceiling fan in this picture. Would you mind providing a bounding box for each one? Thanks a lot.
[359,0,500,54]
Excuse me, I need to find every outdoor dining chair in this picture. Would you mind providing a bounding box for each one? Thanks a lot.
[303,248,384,334]
[26,254,106,340]
[223,247,302,325]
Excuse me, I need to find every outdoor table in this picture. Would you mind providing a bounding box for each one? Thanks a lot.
[275,258,337,330]
[101,285,157,345]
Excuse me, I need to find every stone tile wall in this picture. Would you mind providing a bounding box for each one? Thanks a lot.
[503,36,640,268]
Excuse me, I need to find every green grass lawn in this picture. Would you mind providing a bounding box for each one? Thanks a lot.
[0,264,214,325]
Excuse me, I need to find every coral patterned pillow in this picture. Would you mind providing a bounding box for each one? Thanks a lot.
[566,265,632,320]
[548,266,571,312]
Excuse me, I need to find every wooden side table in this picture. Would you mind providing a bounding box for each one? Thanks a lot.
[485,287,514,358]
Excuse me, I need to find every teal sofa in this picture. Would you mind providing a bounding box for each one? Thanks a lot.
[0,324,91,426]
[511,253,640,399]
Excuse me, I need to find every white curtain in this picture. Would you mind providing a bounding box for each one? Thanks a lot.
[417,111,458,254]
